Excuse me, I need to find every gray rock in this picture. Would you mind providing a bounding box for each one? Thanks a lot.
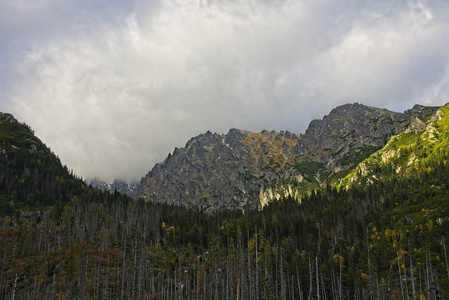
[137,103,440,211]
[405,117,426,133]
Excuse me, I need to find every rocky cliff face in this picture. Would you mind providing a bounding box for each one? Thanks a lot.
[139,130,301,211]
[138,103,439,211]
[296,103,438,173]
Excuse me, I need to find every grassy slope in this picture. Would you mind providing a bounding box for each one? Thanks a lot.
[338,105,449,190]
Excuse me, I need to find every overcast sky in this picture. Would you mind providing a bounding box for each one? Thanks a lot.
[1,0,449,182]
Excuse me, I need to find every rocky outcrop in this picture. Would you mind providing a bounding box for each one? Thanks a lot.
[137,103,440,211]
[0,112,19,124]
[405,117,426,133]
[296,104,401,161]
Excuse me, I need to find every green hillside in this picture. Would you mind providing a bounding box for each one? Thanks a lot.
[0,113,90,215]
[339,104,449,189]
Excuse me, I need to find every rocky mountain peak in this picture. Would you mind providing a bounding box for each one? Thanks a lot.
[404,104,440,120]
[296,103,402,166]
[137,103,442,211]
[139,127,302,211]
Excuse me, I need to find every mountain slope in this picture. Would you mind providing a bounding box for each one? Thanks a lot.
[138,103,438,210]
[0,113,88,215]
[339,103,449,189]
[295,103,437,171]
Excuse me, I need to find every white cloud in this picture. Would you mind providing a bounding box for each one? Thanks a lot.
[2,0,449,181]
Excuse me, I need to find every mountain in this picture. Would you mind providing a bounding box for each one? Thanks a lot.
[138,129,301,211]
[294,103,436,170]
[137,103,438,211]
[87,178,138,197]
[1,106,449,299]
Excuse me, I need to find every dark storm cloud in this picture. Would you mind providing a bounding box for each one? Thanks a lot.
[1,0,449,181]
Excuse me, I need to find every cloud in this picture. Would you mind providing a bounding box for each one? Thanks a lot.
[1,0,449,181]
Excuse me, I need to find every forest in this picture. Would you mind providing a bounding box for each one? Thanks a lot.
[1,158,449,299]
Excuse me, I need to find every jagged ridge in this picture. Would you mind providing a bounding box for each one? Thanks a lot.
[138,103,439,211]
[139,129,301,211]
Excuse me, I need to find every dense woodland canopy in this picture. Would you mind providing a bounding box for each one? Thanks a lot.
[1,112,449,299]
